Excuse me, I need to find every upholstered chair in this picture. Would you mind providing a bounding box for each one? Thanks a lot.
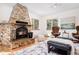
[51,26,60,38]
[72,26,79,40]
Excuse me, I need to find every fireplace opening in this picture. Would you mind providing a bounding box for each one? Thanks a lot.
[16,26,28,39]
[16,21,28,39]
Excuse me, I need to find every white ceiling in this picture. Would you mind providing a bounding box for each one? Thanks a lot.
[22,3,79,16]
[1,3,79,16]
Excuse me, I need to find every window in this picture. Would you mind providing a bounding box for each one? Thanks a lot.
[47,19,58,30]
[32,18,39,30]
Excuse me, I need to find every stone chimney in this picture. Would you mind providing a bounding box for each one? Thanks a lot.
[0,3,31,46]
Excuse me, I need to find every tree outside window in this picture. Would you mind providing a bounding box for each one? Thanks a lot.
[47,19,58,30]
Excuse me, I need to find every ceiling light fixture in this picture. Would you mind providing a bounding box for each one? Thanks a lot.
[50,3,61,8]
[53,3,57,8]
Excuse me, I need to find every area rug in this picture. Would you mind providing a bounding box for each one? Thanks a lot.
[14,40,58,55]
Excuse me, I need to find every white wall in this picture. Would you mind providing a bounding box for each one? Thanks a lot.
[44,8,79,26]
[40,8,79,38]
[0,4,13,23]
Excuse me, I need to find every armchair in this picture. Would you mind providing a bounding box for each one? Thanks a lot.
[51,26,60,38]
[72,26,79,42]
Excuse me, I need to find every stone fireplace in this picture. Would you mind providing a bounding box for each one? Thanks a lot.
[0,3,34,51]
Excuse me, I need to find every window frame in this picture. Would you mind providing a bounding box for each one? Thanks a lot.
[32,18,39,30]
[47,19,58,30]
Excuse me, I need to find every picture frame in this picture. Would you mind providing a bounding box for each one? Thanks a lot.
[60,16,75,29]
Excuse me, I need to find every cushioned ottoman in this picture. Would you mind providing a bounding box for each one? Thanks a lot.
[47,41,72,55]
